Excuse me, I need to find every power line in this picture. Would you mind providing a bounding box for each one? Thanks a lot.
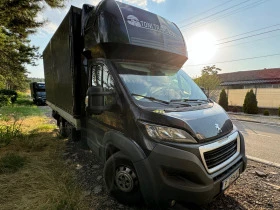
[185,53,280,67]
[216,28,280,45]
[180,0,252,29]
[181,0,269,32]
[177,0,233,25]
[217,34,280,49]
[187,33,280,53]
[181,0,268,31]
[217,23,280,41]
[187,28,280,52]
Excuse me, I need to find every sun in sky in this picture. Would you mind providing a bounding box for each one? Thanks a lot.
[187,31,217,64]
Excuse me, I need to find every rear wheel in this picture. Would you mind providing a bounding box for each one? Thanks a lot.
[68,125,80,142]
[104,152,142,205]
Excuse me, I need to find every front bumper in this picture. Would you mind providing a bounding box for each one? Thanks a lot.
[35,98,46,104]
[134,132,247,206]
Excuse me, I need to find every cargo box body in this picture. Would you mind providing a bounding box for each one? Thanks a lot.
[43,6,82,119]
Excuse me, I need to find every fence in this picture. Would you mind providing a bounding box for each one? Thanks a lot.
[210,88,280,108]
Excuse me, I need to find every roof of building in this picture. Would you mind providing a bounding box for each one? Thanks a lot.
[219,68,280,86]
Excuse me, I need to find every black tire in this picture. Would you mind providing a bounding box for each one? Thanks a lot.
[69,126,80,142]
[104,152,142,205]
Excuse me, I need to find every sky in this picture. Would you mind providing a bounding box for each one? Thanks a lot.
[27,0,280,78]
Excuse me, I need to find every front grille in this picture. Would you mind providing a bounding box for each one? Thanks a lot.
[204,139,237,170]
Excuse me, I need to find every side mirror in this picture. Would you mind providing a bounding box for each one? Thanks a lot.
[86,86,116,115]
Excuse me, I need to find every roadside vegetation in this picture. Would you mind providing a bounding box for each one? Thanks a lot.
[263,110,270,116]
[243,89,258,114]
[0,93,89,210]
[218,89,229,111]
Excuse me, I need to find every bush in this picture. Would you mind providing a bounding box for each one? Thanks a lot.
[218,89,228,111]
[0,89,18,104]
[263,110,270,116]
[232,106,238,112]
[0,94,11,107]
[279,107,280,117]
[243,89,258,114]
[0,120,22,148]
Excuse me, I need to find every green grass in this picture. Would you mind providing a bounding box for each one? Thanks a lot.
[15,92,34,106]
[0,92,45,119]
[0,153,26,174]
[0,97,90,210]
[0,120,22,148]
[0,128,88,210]
[0,105,43,119]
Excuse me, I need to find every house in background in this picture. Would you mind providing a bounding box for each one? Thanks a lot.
[218,68,280,108]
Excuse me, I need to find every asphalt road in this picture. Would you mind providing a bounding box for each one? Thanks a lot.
[233,120,280,164]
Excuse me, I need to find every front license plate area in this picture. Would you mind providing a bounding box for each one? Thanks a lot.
[222,169,240,190]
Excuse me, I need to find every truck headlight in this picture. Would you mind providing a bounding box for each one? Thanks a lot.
[140,122,197,143]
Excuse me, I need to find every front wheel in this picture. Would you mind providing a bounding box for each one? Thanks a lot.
[104,152,142,205]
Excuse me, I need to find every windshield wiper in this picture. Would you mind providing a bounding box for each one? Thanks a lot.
[131,93,170,105]
[170,99,209,103]
[169,99,210,106]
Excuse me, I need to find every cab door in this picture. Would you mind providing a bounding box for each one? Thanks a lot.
[85,62,124,156]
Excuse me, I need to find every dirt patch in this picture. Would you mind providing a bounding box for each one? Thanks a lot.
[38,105,56,124]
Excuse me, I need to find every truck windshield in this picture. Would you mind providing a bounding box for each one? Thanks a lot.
[114,62,207,107]
[37,92,46,96]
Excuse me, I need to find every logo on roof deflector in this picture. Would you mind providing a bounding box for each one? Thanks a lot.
[126,14,177,38]
[127,15,141,27]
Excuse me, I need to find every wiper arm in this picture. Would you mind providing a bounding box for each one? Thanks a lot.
[131,93,169,105]
[170,99,209,103]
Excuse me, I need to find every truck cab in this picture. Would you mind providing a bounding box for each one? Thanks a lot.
[30,82,46,105]
[43,0,246,207]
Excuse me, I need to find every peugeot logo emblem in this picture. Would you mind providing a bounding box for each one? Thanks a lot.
[215,124,222,133]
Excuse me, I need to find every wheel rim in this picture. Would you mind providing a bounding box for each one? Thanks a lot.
[115,166,137,192]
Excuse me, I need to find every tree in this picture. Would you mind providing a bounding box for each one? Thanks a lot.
[0,0,64,90]
[243,89,258,114]
[218,89,228,111]
[194,65,221,97]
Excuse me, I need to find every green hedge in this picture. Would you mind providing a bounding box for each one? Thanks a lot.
[263,110,269,116]
[243,89,258,114]
[0,89,18,104]
[218,89,228,111]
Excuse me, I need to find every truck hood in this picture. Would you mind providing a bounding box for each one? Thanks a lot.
[164,103,233,141]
